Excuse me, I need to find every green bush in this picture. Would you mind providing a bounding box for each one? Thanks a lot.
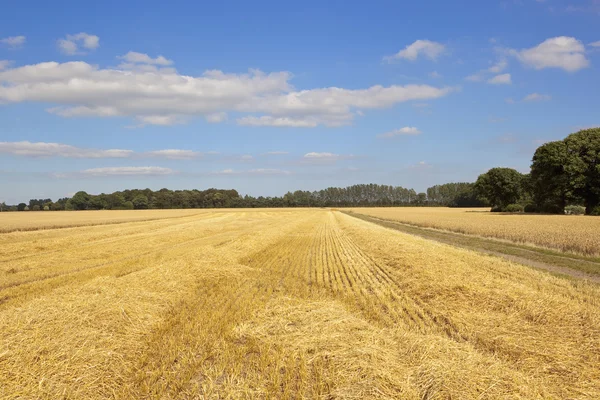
[564,205,585,215]
[524,204,538,213]
[504,204,524,213]
[590,206,600,216]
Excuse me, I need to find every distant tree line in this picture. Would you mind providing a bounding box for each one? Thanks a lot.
[2,128,597,215]
[5,185,434,211]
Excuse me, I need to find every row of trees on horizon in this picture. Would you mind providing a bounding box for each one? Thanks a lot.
[2,128,598,215]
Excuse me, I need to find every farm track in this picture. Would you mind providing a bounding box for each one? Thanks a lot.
[1,209,599,399]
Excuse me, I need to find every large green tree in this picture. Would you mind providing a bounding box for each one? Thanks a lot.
[474,167,524,210]
[530,140,572,213]
[564,128,600,214]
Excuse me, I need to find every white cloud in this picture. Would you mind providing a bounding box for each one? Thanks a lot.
[145,149,201,159]
[590,41,600,47]
[466,59,508,83]
[511,36,589,72]
[505,98,515,104]
[57,33,99,55]
[523,93,552,102]
[385,40,445,62]
[118,51,173,66]
[1,36,26,48]
[263,151,289,155]
[487,73,512,85]
[377,126,422,139]
[0,59,454,128]
[136,115,185,126]
[212,168,290,175]
[81,166,174,176]
[0,141,132,158]
[429,71,442,78]
[237,116,319,127]
[304,152,339,159]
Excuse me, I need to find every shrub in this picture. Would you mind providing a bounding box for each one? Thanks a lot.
[590,206,600,216]
[32,205,40,211]
[564,205,585,215]
[490,207,503,212]
[504,204,524,213]
[43,205,50,211]
[524,204,538,213]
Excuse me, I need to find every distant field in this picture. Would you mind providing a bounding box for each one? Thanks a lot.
[0,209,206,233]
[1,209,599,398]
[346,207,600,256]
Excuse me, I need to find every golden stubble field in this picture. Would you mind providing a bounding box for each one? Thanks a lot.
[1,209,599,399]
[347,207,600,256]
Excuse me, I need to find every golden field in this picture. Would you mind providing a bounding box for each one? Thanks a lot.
[1,209,599,399]
[347,207,600,256]
[0,209,204,233]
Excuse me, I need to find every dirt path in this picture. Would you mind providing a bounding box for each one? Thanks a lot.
[343,211,600,284]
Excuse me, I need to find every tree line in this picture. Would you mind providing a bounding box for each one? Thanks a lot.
[2,183,485,212]
[2,128,597,214]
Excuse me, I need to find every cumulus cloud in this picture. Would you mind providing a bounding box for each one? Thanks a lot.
[81,166,174,176]
[523,93,552,102]
[57,33,99,55]
[510,36,589,72]
[0,60,454,127]
[0,141,133,158]
[144,149,201,159]
[487,73,512,85]
[377,126,422,138]
[1,36,26,48]
[384,40,445,62]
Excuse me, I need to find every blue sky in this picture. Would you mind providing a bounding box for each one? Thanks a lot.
[1,0,599,204]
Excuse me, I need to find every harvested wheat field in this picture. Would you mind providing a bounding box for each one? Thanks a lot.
[347,207,600,256]
[0,209,205,233]
[1,209,599,399]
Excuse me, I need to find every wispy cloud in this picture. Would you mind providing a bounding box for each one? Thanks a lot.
[1,36,26,49]
[487,73,512,85]
[377,126,421,139]
[0,141,133,158]
[211,168,290,176]
[523,93,552,102]
[81,166,175,177]
[145,149,202,160]
[57,33,99,55]
[384,40,446,62]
